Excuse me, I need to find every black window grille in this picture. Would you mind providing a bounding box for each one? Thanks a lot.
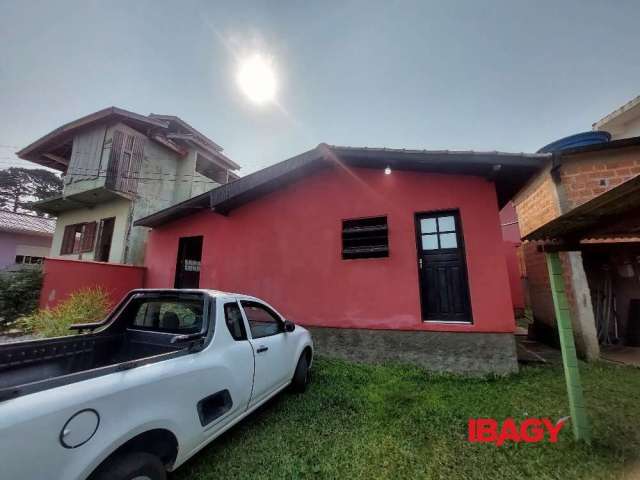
[342,216,389,259]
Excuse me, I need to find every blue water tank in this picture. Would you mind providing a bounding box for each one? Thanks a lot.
[537,131,611,154]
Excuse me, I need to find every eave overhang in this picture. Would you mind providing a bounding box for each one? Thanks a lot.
[32,187,132,216]
[524,175,640,247]
[17,107,170,171]
[135,144,548,228]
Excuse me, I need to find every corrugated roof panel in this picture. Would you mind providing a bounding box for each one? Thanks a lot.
[0,211,55,235]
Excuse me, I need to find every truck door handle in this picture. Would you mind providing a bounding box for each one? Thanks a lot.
[256,345,268,354]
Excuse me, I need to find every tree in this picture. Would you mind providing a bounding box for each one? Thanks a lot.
[0,167,63,215]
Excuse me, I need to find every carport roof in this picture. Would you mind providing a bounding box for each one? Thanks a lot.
[524,174,640,244]
[135,143,548,228]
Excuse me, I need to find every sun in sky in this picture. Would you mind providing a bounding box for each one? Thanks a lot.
[236,53,278,105]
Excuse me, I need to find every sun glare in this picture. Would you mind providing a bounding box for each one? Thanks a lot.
[236,53,277,105]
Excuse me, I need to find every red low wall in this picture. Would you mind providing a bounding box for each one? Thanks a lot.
[40,258,145,310]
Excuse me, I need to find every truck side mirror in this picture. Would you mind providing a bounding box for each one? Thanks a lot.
[284,320,295,332]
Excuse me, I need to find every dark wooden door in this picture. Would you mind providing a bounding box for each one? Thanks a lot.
[415,211,472,322]
[174,236,203,289]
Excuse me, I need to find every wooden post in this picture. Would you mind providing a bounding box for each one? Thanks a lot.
[545,252,591,442]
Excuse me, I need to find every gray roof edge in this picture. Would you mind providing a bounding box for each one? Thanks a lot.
[17,106,169,159]
[328,144,550,158]
[135,144,545,228]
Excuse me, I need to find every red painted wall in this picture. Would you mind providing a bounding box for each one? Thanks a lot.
[503,241,525,310]
[40,258,145,309]
[499,202,521,243]
[145,166,515,333]
[499,202,525,310]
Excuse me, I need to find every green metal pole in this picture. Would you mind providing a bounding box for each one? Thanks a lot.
[545,252,591,442]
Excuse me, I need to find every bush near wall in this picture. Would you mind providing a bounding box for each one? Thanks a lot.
[20,287,112,338]
[0,268,43,329]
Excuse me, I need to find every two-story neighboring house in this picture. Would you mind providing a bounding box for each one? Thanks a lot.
[17,107,239,265]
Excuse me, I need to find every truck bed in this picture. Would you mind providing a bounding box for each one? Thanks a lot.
[0,330,185,400]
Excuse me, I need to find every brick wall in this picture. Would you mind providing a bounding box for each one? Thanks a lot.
[513,164,561,331]
[513,165,560,238]
[512,147,640,358]
[560,146,640,210]
[521,241,555,327]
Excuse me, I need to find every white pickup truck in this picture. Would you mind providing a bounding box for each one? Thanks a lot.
[0,289,313,480]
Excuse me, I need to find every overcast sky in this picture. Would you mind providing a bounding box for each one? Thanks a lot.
[1,0,639,175]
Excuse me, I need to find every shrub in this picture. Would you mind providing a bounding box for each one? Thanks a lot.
[20,287,112,338]
[0,268,43,329]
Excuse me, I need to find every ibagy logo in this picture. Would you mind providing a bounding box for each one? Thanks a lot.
[468,417,568,446]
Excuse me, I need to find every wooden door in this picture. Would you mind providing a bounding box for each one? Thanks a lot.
[415,211,472,322]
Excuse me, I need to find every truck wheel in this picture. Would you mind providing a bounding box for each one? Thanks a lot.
[92,452,166,480]
[291,354,310,393]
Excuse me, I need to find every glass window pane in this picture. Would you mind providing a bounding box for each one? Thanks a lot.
[242,302,283,338]
[439,233,457,248]
[420,218,437,234]
[224,302,246,341]
[438,216,455,232]
[421,234,438,250]
[131,299,203,333]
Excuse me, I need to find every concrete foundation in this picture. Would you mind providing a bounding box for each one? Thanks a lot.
[308,327,518,376]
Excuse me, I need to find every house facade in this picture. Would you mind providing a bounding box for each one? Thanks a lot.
[134,144,546,374]
[17,107,239,265]
[514,98,640,359]
[0,211,54,270]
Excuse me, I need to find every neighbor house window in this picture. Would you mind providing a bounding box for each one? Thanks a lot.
[60,222,97,255]
[342,216,389,259]
[14,255,44,265]
[15,255,44,265]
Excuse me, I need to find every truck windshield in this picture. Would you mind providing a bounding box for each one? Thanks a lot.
[126,294,205,334]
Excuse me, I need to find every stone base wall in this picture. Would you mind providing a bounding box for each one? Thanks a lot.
[308,327,518,376]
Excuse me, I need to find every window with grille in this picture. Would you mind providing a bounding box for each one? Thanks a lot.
[342,216,389,259]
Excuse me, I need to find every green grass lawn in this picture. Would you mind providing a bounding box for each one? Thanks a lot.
[172,358,640,480]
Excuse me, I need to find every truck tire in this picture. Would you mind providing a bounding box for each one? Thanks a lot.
[291,354,310,393]
[92,452,166,480]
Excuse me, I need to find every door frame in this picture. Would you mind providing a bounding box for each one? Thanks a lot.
[413,209,473,324]
[174,235,203,289]
[94,217,116,262]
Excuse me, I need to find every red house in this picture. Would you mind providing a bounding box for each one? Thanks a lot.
[136,144,546,374]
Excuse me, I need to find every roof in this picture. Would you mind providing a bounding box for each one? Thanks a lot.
[0,210,55,236]
[593,95,640,131]
[17,107,238,171]
[524,175,640,243]
[135,143,549,228]
[17,107,168,170]
[148,114,223,151]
